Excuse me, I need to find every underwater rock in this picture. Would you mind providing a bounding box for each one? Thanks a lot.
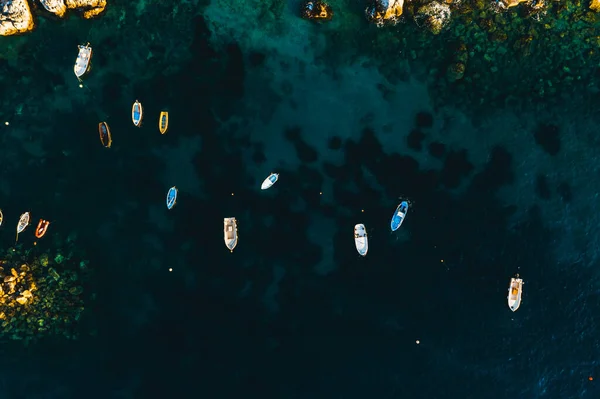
[365,0,404,27]
[0,0,34,36]
[301,0,333,21]
[499,0,528,7]
[414,1,451,35]
[447,62,465,81]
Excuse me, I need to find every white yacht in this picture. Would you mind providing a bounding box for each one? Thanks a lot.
[224,217,238,252]
[261,173,279,190]
[507,276,523,312]
[354,224,368,256]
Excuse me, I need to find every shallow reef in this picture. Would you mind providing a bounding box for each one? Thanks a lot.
[0,237,90,343]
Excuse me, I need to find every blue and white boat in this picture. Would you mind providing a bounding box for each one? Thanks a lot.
[166,186,178,209]
[261,173,279,190]
[390,201,408,231]
[132,100,143,127]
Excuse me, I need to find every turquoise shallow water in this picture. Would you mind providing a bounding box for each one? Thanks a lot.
[0,0,599,398]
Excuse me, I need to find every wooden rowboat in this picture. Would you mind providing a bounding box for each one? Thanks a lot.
[16,212,30,243]
[159,111,169,135]
[74,43,92,82]
[0,209,3,227]
[132,100,143,127]
[35,219,50,239]
[98,122,112,148]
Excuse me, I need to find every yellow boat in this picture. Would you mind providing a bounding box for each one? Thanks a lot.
[159,111,169,135]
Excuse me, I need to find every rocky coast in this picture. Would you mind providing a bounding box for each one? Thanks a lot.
[0,0,106,36]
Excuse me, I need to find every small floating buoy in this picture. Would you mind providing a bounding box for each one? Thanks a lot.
[4,121,9,126]
[168,268,173,272]
[416,340,420,345]
[79,84,83,88]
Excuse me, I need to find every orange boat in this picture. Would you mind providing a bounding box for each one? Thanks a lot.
[159,111,169,135]
[98,122,112,148]
[35,219,50,239]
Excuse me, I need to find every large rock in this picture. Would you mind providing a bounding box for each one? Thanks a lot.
[40,0,106,18]
[39,0,67,17]
[0,0,35,36]
[65,0,106,18]
[414,1,451,35]
[591,0,600,11]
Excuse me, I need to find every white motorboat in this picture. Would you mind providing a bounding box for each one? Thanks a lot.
[224,217,238,252]
[74,43,92,81]
[507,276,523,312]
[261,173,279,190]
[354,224,368,256]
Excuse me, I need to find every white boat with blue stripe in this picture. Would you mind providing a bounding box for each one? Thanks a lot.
[132,100,143,127]
[390,201,408,231]
[166,186,178,210]
[261,173,279,190]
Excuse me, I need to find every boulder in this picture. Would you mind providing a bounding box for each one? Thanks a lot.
[38,0,67,17]
[365,0,404,27]
[65,0,106,18]
[414,1,451,35]
[0,0,34,36]
[591,0,600,11]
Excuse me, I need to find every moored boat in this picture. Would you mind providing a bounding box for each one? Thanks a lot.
[354,223,368,256]
[390,201,409,231]
[507,276,524,312]
[159,111,169,135]
[224,217,238,252]
[166,186,178,209]
[35,219,50,239]
[74,43,92,81]
[261,173,279,190]
[16,212,30,242]
[98,122,112,148]
[132,100,143,127]
[0,209,3,227]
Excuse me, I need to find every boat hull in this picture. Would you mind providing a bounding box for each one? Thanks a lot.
[390,201,408,231]
[261,173,279,190]
[132,100,143,127]
[354,224,368,256]
[166,186,178,209]
[35,219,50,238]
[507,277,523,312]
[74,43,92,80]
[98,122,112,148]
[159,111,169,134]
[224,217,238,252]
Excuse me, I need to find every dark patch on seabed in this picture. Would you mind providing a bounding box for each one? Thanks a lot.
[0,4,599,399]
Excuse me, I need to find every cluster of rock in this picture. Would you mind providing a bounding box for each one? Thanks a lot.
[0,0,106,36]
[0,247,87,342]
[365,0,451,34]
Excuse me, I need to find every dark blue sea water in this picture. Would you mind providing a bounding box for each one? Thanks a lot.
[1,0,599,398]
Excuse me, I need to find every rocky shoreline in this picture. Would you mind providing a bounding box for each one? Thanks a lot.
[0,0,106,36]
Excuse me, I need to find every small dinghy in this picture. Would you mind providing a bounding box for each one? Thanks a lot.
[224,217,238,252]
[390,201,409,231]
[132,100,143,127]
[0,209,3,227]
[159,111,169,135]
[35,219,50,239]
[166,186,178,210]
[74,43,92,81]
[261,173,279,190]
[98,122,112,148]
[354,223,368,256]
[16,212,30,242]
[507,276,524,312]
